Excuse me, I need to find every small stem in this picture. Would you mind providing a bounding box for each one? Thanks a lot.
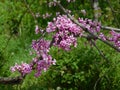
[94,76,101,90]
[91,40,109,63]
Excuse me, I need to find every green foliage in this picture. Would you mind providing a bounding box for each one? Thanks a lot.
[35,39,120,90]
[0,0,120,90]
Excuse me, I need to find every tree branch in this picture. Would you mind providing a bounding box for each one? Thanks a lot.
[106,0,120,28]
[1,0,120,85]
[54,0,120,52]
[90,40,109,63]
[0,76,24,84]
[101,26,120,32]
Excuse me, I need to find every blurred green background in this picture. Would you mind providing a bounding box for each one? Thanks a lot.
[0,0,120,90]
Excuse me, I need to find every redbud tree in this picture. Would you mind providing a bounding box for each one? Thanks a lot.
[0,0,120,87]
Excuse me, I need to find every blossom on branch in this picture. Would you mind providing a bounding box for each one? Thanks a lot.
[109,31,120,49]
[10,63,32,76]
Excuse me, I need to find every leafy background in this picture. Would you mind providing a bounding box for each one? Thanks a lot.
[0,0,120,90]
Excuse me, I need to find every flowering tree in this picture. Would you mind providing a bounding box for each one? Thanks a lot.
[0,0,120,88]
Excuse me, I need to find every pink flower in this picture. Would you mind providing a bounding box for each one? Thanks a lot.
[10,63,32,76]
[81,9,86,16]
[109,31,120,48]
[35,25,40,34]
[99,33,106,41]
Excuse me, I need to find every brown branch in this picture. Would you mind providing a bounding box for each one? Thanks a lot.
[1,0,119,85]
[101,26,120,32]
[54,0,120,52]
[0,76,24,84]
[82,35,109,63]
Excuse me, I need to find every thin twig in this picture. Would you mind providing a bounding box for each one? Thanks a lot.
[94,76,101,90]
[90,40,109,63]
[24,0,38,25]
[0,76,24,85]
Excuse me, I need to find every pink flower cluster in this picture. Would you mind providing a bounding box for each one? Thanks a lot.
[10,11,120,78]
[34,56,56,77]
[109,31,120,49]
[78,18,101,33]
[99,33,107,41]
[11,39,56,77]
[54,33,77,50]
[78,18,107,41]
[46,15,83,50]
[46,15,83,35]
[32,39,50,56]
[10,63,32,76]
[78,18,120,49]
[31,39,56,77]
